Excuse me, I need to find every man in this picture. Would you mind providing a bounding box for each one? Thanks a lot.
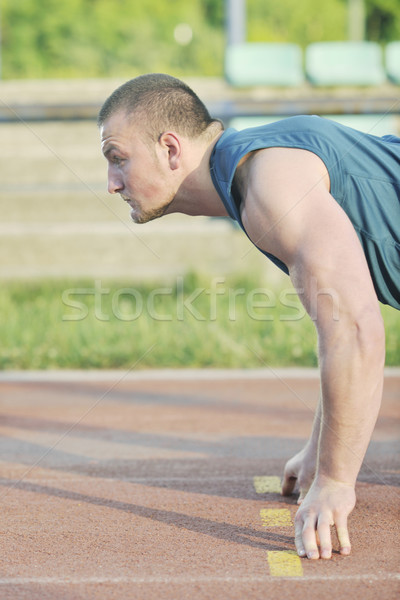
[98,73,399,560]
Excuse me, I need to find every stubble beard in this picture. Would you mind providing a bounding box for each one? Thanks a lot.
[129,196,175,224]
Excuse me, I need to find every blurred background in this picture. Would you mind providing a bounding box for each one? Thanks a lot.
[1,0,399,79]
[0,0,399,370]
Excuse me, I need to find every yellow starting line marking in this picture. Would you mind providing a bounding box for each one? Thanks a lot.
[260,508,293,527]
[254,476,303,577]
[267,551,303,577]
[253,475,281,494]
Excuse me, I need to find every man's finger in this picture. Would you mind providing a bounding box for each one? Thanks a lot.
[317,517,333,559]
[336,524,351,556]
[295,515,319,559]
[297,482,313,504]
[297,487,307,504]
[294,521,306,558]
[281,474,297,496]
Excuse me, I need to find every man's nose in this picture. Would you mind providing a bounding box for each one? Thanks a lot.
[107,166,123,195]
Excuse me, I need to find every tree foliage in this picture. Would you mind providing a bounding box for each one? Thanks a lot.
[1,0,399,79]
[365,0,400,41]
[1,0,225,78]
[247,0,348,44]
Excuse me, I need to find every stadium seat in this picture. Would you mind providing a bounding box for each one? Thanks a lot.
[305,41,386,86]
[225,43,304,87]
[385,41,400,84]
[325,114,400,137]
[228,116,284,130]
[229,115,399,137]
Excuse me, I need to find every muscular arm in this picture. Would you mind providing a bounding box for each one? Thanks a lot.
[240,147,385,559]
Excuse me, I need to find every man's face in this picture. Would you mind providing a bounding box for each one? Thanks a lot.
[100,111,175,224]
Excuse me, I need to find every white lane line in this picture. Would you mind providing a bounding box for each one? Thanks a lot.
[0,574,398,584]
[1,367,398,382]
[0,367,321,382]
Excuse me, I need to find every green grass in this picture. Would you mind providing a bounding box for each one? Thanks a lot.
[1,274,399,370]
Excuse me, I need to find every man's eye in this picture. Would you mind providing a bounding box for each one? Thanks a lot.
[112,156,123,165]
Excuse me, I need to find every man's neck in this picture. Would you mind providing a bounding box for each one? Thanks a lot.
[165,130,229,218]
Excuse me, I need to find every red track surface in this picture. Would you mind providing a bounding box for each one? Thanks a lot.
[0,370,399,599]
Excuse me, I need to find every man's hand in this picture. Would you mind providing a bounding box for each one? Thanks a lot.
[293,477,356,559]
[281,444,317,503]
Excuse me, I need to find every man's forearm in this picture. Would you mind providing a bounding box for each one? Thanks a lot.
[316,321,385,486]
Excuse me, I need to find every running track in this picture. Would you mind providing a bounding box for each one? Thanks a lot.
[0,369,399,599]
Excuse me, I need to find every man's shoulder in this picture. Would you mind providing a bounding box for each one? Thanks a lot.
[219,115,320,143]
[215,116,338,160]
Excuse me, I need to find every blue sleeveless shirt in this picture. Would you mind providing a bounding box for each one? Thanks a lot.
[209,116,400,309]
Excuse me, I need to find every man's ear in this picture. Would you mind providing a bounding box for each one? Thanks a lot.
[158,132,181,170]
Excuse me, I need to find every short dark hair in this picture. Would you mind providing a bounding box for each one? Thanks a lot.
[98,73,218,140]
